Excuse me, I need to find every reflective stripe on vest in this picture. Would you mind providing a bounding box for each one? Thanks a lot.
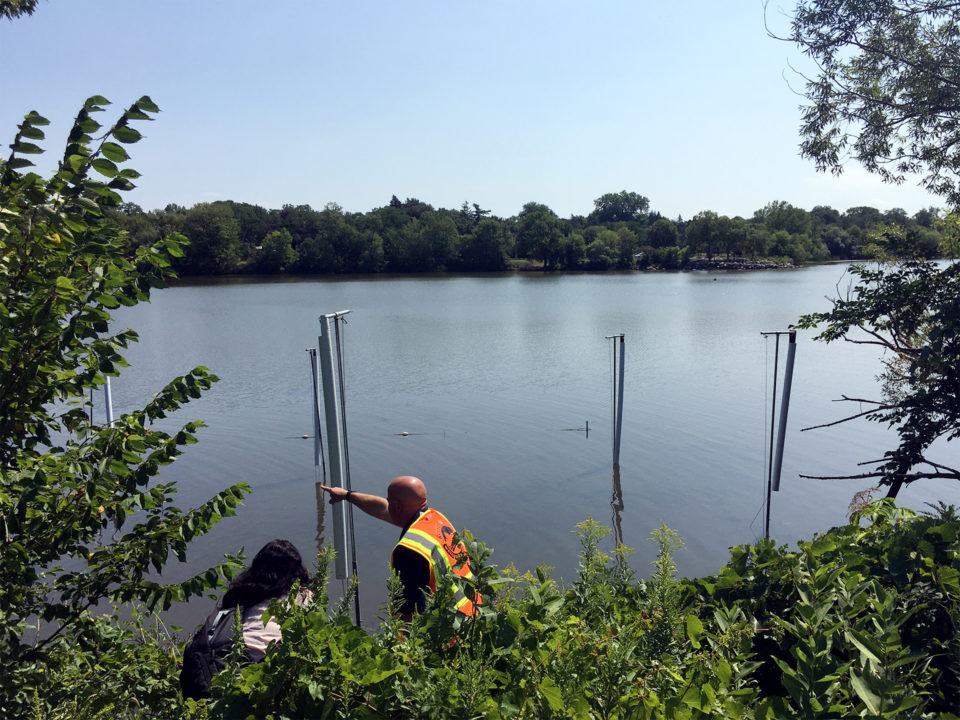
[392,508,479,616]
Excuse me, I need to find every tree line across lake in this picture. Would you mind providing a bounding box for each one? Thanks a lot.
[111,190,949,276]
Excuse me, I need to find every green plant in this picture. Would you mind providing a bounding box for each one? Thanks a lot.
[0,98,248,716]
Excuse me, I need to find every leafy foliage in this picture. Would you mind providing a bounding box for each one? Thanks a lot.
[687,500,960,716]
[0,0,39,20]
[106,190,949,276]
[796,258,960,494]
[18,507,960,718]
[781,0,960,497]
[785,0,960,206]
[0,98,249,716]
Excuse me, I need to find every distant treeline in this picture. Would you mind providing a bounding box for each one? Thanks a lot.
[109,191,947,275]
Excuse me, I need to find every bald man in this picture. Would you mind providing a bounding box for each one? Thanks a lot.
[320,476,479,620]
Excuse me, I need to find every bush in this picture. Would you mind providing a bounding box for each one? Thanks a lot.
[0,97,248,717]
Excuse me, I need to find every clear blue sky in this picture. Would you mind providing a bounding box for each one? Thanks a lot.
[0,1,943,220]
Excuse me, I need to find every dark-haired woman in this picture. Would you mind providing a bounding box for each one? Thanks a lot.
[180,539,311,699]
[222,538,312,656]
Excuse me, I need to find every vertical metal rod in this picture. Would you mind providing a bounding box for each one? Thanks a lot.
[334,317,361,627]
[318,314,349,580]
[764,334,781,540]
[307,349,326,481]
[308,349,328,556]
[772,332,797,492]
[104,377,114,427]
[614,334,625,466]
[611,340,616,455]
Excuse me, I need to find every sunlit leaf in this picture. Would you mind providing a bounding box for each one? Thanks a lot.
[112,126,142,144]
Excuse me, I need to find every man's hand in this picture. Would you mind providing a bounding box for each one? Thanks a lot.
[318,484,348,504]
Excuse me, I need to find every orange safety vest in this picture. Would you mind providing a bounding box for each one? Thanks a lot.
[392,508,480,616]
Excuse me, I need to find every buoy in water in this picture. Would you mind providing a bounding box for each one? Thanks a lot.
[401,431,409,436]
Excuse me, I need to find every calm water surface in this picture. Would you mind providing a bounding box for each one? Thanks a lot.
[110,267,960,628]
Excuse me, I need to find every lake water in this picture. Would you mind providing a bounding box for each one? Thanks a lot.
[109,266,960,628]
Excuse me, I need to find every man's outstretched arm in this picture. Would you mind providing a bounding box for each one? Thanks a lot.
[318,485,394,525]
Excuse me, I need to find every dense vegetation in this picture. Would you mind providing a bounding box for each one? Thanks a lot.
[0,98,250,716]
[22,504,960,719]
[111,194,948,275]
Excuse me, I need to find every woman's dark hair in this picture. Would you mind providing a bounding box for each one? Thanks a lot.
[221,539,310,608]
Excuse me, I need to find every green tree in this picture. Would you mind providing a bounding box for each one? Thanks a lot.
[585,229,619,269]
[754,200,811,236]
[588,191,650,224]
[0,98,248,715]
[787,0,960,497]
[646,217,679,248]
[821,224,857,258]
[913,206,941,228]
[744,221,770,257]
[176,202,243,274]
[786,0,960,205]
[714,215,746,259]
[516,201,563,269]
[842,205,884,230]
[276,203,320,245]
[257,228,298,273]
[226,200,275,248]
[558,232,585,269]
[685,210,718,259]
[797,259,960,495]
[458,217,509,271]
[420,211,458,270]
[0,0,39,19]
[615,226,638,269]
[810,204,841,227]
[296,203,365,274]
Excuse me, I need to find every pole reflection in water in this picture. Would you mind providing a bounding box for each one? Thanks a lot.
[315,482,326,556]
[611,464,624,567]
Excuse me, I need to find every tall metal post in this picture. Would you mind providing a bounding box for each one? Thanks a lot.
[318,312,350,580]
[307,349,326,482]
[763,333,781,540]
[307,349,327,551]
[104,377,114,427]
[615,334,625,466]
[606,333,625,467]
[334,317,361,627]
[772,331,797,492]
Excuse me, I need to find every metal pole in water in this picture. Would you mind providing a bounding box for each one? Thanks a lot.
[307,349,326,481]
[334,316,362,627]
[615,334,625,466]
[606,334,625,466]
[307,349,327,552]
[104,377,114,427]
[772,331,797,492]
[318,311,351,580]
[762,332,781,540]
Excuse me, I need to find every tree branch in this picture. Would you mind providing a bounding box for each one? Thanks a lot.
[802,400,896,431]
[800,470,960,481]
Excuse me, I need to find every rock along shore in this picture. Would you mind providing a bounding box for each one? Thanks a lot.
[684,258,797,271]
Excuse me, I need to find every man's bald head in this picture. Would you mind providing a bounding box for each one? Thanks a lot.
[387,475,428,526]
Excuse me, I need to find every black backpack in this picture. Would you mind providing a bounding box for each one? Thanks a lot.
[179,604,266,700]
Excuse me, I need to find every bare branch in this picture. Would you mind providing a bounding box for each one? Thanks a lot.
[837,395,890,405]
[800,471,960,481]
[803,396,898,431]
